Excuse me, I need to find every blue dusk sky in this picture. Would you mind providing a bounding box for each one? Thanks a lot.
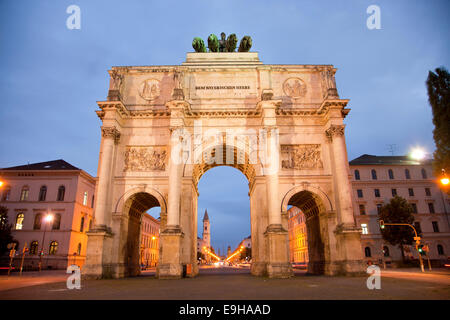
[1,1,449,251]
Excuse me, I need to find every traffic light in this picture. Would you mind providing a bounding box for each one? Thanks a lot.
[379,220,385,229]
[417,245,425,255]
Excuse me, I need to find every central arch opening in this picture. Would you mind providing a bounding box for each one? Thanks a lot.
[190,142,256,275]
[197,166,251,274]
[287,190,326,275]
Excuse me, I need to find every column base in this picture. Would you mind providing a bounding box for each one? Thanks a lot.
[329,224,366,276]
[156,226,184,279]
[82,229,114,279]
[264,224,293,278]
[251,262,266,276]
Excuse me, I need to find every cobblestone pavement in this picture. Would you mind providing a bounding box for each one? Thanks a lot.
[0,266,449,300]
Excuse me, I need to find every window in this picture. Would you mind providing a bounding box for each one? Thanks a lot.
[388,169,394,180]
[359,204,366,215]
[432,221,439,233]
[49,241,58,255]
[30,241,39,255]
[428,203,435,214]
[354,170,360,180]
[52,214,61,230]
[374,189,380,198]
[15,213,24,230]
[425,188,431,197]
[421,168,427,179]
[405,169,411,179]
[371,169,377,180]
[80,217,85,232]
[89,219,92,230]
[364,247,372,257]
[20,186,29,201]
[383,246,390,257]
[357,189,363,198]
[391,189,397,197]
[83,192,88,206]
[376,204,382,214]
[1,187,11,201]
[57,186,65,201]
[91,195,95,208]
[408,188,414,197]
[361,224,368,234]
[437,244,444,255]
[410,203,418,214]
[38,186,47,201]
[77,243,82,255]
[414,222,422,234]
[33,213,42,230]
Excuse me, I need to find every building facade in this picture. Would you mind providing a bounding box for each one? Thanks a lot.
[288,206,309,264]
[0,160,96,270]
[350,154,450,266]
[140,213,160,268]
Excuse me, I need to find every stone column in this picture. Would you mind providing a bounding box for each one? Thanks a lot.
[94,126,120,229]
[259,97,292,278]
[158,100,188,279]
[83,126,120,279]
[325,124,354,226]
[325,124,365,275]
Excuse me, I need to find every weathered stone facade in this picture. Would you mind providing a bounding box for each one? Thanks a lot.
[83,52,365,279]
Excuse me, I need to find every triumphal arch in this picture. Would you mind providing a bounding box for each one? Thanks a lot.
[83,51,365,279]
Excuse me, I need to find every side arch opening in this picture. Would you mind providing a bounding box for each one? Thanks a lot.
[123,192,161,277]
[287,190,326,275]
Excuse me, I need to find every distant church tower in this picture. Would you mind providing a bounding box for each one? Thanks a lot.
[202,209,210,249]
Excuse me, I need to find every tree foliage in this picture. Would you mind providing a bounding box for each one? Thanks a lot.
[378,196,417,262]
[0,206,14,256]
[426,67,450,177]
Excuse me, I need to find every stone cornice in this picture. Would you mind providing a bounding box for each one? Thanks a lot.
[317,98,350,116]
[96,101,130,120]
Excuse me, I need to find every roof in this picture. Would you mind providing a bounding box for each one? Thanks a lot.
[349,154,432,166]
[203,209,209,221]
[1,159,80,171]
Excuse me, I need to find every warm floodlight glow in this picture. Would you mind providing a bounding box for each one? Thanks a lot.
[441,177,450,186]
[410,148,426,161]
[152,236,156,240]
[0,181,4,187]
[44,214,54,222]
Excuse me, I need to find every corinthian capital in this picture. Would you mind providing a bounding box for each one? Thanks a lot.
[325,124,345,141]
[101,126,121,143]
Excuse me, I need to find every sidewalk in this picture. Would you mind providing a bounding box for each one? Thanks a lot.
[0,270,67,292]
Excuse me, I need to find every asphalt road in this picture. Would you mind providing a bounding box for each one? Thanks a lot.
[0,266,449,300]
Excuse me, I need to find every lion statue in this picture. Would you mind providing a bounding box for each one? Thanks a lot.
[226,33,238,52]
[192,37,206,52]
[207,34,219,52]
[238,36,252,52]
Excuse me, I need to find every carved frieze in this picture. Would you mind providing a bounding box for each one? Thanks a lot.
[281,144,323,169]
[123,146,167,172]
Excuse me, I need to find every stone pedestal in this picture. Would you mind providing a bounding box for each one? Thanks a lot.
[157,227,184,279]
[82,228,114,279]
[264,224,293,278]
[326,225,365,276]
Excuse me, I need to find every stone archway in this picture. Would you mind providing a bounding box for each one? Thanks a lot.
[83,52,366,279]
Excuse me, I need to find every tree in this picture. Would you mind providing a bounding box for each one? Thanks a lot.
[426,67,450,178]
[0,206,14,256]
[378,196,418,263]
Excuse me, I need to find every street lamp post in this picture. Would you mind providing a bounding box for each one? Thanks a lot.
[38,214,53,272]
